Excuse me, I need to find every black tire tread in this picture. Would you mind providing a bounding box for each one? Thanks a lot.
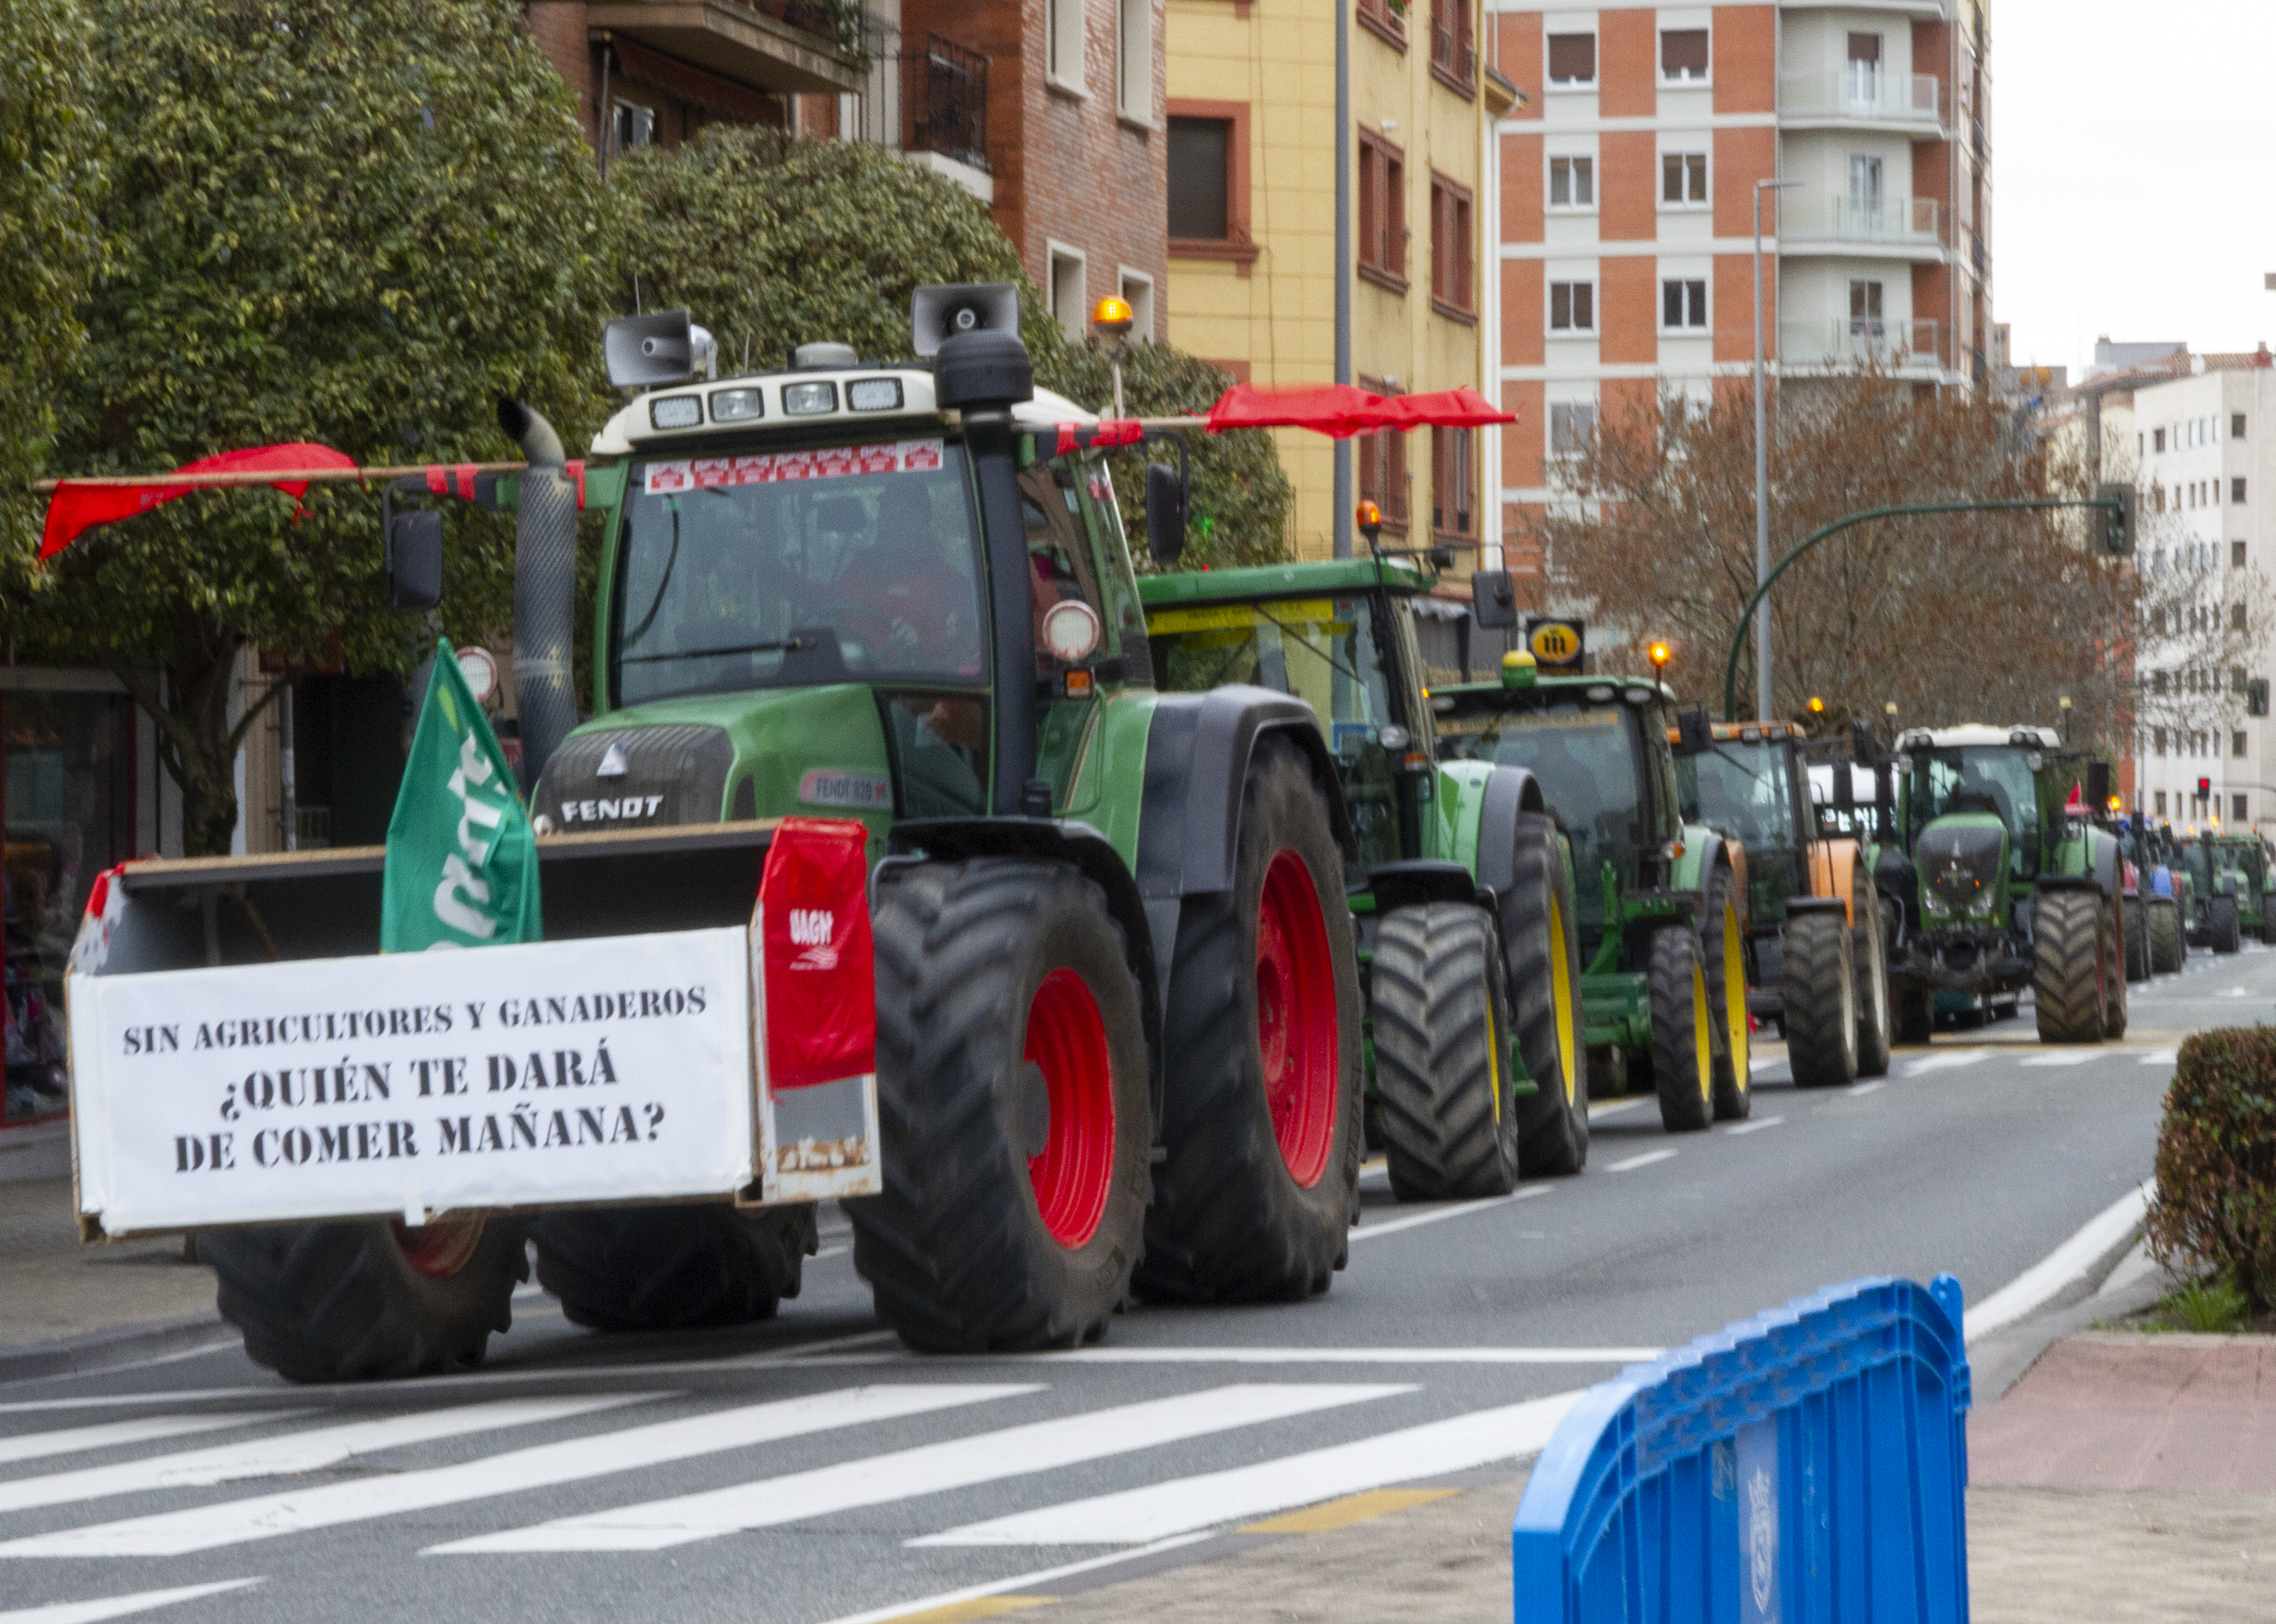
[1649,925,1712,1133]
[1506,812,1589,1175]
[533,1205,815,1333]
[2209,895,2242,955]
[1783,910,1857,1089]
[2032,888,2105,1044]
[1853,874,1894,1078]
[1373,904,1517,1201]
[2147,898,2183,973]
[2123,897,2151,984]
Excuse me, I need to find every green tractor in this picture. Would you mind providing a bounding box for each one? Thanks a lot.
[1138,559,1590,1199]
[1429,654,1752,1135]
[2184,829,2275,949]
[2142,821,2192,972]
[78,289,1372,1378]
[1881,726,2128,1044]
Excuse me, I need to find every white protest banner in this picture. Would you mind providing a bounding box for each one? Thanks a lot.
[68,929,757,1236]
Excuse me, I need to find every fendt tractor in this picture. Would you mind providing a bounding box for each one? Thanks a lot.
[60,287,1374,1382]
[1138,553,1591,1201]
[1678,719,1892,1088]
[1881,725,2128,1045]
[2142,821,2192,972]
[2100,811,2156,986]
[1431,654,1752,1135]
[2178,828,2275,950]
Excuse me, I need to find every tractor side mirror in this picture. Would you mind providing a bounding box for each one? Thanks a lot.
[1673,704,1711,756]
[1144,462,1186,565]
[2087,760,2112,811]
[386,509,445,612]
[1833,764,1857,815]
[1471,569,1519,628]
[1849,716,1880,772]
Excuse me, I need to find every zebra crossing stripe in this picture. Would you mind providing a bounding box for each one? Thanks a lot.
[0,1413,303,1469]
[0,1395,647,1518]
[2018,1051,2104,1067]
[432,1383,1408,1553]
[0,1580,263,1624]
[910,1389,1584,1546]
[0,1385,1032,1559]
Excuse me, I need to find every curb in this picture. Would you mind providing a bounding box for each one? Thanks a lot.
[0,1315,242,1388]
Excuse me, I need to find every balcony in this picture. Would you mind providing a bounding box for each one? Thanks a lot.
[1779,68,1943,127]
[845,26,993,202]
[587,0,866,98]
[1780,318,1947,372]
[1780,194,1946,256]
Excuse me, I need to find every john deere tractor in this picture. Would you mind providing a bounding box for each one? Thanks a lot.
[1431,656,1751,1134]
[1881,725,2128,1045]
[1140,559,1590,1200]
[1678,718,1891,1088]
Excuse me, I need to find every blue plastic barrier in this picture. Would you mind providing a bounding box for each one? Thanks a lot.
[1512,1276,1971,1624]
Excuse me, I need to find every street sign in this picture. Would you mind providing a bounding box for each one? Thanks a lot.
[456,644,501,706]
[1526,617,1586,671]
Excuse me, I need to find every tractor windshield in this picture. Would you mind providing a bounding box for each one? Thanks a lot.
[1439,704,1642,938]
[612,439,987,706]
[1911,747,2041,872]
[1681,740,1794,854]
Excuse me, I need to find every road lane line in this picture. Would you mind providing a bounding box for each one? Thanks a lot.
[810,1536,1216,1624]
[911,1390,1585,1547]
[0,1385,1034,1558]
[1721,1116,1784,1136]
[1900,1050,1987,1076]
[1018,1347,1662,1365]
[2137,1049,2178,1065]
[1347,1186,1550,1241]
[0,1580,263,1624]
[2018,1051,2104,1067]
[1963,1184,2155,1343]
[0,1413,301,1469]
[1603,1149,1676,1172]
[1585,1098,1651,1120]
[435,1384,1409,1553]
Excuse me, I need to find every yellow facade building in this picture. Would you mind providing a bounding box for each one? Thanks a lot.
[1165,0,1515,564]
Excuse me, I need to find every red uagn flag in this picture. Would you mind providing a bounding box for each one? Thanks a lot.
[1202,383,1515,438]
[40,443,357,560]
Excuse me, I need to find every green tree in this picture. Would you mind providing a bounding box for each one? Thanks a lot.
[0,0,616,854]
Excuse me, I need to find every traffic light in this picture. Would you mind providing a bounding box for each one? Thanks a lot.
[2198,776,2212,800]
[2096,483,2136,556]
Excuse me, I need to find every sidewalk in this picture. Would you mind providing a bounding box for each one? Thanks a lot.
[0,1175,225,1377]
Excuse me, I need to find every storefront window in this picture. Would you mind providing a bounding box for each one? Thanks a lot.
[5,690,134,1124]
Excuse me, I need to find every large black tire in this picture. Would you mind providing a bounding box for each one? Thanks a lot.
[2102,897,2129,1038]
[1852,870,1893,1078]
[1783,909,1858,1089]
[203,1218,526,1383]
[2262,914,2276,947]
[533,1205,816,1333]
[1703,867,1751,1121]
[2208,895,2242,955]
[2147,897,2183,973]
[849,858,1152,1351]
[1373,904,1519,1200]
[1507,812,1589,1176]
[1137,740,1362,1303]
[2123,896,2151,984]
[1894,979,1935,1045]
[1648,924,1713,1133]
[2033,888,2108,1044]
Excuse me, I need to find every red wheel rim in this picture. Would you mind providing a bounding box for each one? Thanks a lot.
[1025,968,1117,1248]
[392,1215,485,1281]
[1256,848,1338,1188]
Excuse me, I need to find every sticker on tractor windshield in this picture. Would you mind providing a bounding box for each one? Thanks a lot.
[643,439,943,495]
[1146,599,1335,636]
[1439,706,1624,737]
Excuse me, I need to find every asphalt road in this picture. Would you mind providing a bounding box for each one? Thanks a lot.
[4,942,2264,1624]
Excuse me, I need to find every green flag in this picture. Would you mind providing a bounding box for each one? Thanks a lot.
[381,640,541,952]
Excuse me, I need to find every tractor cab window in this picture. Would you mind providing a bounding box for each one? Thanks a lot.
[1914,747,2041,875]
[1147,594,1401,868]
[1681,739,1795,853]
[613,440,986,707]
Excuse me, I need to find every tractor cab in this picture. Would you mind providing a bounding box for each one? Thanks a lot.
[1675,721,1815,930]
[1895,725,2069,932]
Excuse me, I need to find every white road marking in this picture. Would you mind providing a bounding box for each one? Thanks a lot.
[0,1413,300,1469]
[1604,1149,1677,1172]
[0,1580,263,1624]
[1018,1347,1662,1366]
[1347,1186,1550,1241]
[1901,1050,1986,1076]
[0,1385,1033,1559]
[437,1384,1407,1553]
[912,1390,1586,1547]
[1586,1098,1652,1120]
[2137,1049,2178,1066]
[810,1536,1215,1624]
[813,1245,849,1260]
[2018,1051,2104,1067]
[0,1396,647,1516]
[1721,1116,1784,1136]
[1964,1184,2155,1343]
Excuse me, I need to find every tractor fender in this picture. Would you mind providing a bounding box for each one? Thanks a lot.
[1368,860,1481,914]
[1469,763,1546,902]
[1675,828,1743,936]
[2037,824,2121,900]
[1135,685,1357,994]
[1813,837,1863,926]
[890,815,1165,1119]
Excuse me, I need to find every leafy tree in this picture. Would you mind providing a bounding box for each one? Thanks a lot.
[0,0,616,854]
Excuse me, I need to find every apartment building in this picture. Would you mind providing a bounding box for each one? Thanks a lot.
[1489,1,1994,596]
[1164,0,1512,562]
[528,1,1168,338]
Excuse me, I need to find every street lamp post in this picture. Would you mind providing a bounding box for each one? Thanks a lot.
[1752,178,1801,722]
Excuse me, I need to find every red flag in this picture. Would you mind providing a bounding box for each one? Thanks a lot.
[40,443,357,559]
[759,818,876,1092]
[1382,387,1515,430]
[1203,383,1517,438]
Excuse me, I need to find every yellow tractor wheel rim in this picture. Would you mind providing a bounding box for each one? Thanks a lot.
[1690,962,1711,1100]
[1722,900,1749,1091]
[1550,891,1580,1107]
[1487,984,1503,1124]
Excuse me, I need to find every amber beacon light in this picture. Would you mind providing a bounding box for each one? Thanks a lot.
[1091,297,1134,338]
[1647,639,1672,673]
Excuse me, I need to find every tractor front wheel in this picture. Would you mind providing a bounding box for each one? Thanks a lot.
[2032,888,2109,1044]
[2208,895,2242,955]
[1373,904,1519,1200]
[533,1206,815,1333]
[852,858,1151,1351]
[1703,868,1751,1121]
[1506,812,1589,1176]
[1853,873,1893,1077]
[2123,896,2151,984]
[2147,897,2184,972]
[1783,909,1858,1089]
[1648,925,1714,1133]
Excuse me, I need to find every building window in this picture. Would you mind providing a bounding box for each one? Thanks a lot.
[2235,541,2248,569]
[2238,793,2252,821]
[1047,245,1086,341]
[1430,0,1475,92]
[2153,427,2167,453]
[1167,117,1230,239]
[1662,278,1708,331]
[1430,172,1473,316]
[1661,151,1706,206]
[1118,0,1150,119]
[1550,401,1596,457]
[2236,477,2249,503]
[1661,28,1709,82]
[611,100,656,158]
[1432,427,1474,539]
[2155,789,2168,815]
[1547,32,1596,87]
[1358,127,1406,286]
[1848,279,1885,340]
[1549,281,1594,333]
[1846,31,1882,100]
[1549,155,1594,211]
[2153,727,2167,756]
[2234,412,2248,438]
[2234,603,2248,632]
[2236,732,2250,760]
[1046,0,1083,89]
[1118,269,1155,338]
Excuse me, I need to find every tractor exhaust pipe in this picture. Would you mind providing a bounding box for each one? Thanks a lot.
[498,397,577,791]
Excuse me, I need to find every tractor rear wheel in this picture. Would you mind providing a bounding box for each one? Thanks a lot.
[2032,888,2108,1044]
[1703,868,1751,1121]
[1783,910,1858,1089]
[1648,925,1714,1133]
[2208,895,2242,955]
[2123,896,2151,983]
[1853,874,1893,1078]
[1373,905,1519,1200]
[1139,740,1361,1304]
[2147,897,2183,972]
[851,858,1151,1351]
[1507,812,1589,1176]
[2102,898,2129,1038]
[533,1206,815,1333]
[203,1217,526,1383]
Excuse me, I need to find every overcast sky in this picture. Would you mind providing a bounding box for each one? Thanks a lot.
[1994,0,2276,373]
